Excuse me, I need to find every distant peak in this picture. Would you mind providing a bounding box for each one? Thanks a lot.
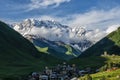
[24,19,31,22]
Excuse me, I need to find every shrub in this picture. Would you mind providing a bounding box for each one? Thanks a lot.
[84,74,92,80]
[99,76,106,80]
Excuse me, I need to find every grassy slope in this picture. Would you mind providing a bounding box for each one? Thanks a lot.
[70,28,120,80]
[65,45,77,57]
[0,21,62,79]
[80,27,120,57]
[33,39,80,60]
[36,45,75,56]
[78,55,120,80]
[35,46,49,53]
[69,27,120,72]
[91,69,120,80]
[79,69,120,80]
[68,56,106,69]
[108,27,120,46]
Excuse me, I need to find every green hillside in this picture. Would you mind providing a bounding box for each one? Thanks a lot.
[68,27,120,78]
[80,27,120,57]
[91,69,120,80]
[69,27,120,68]
[78,55,120,80]
[0,21,61,79]
[69,27,120,80]
[79,69,120,80]
[76,54,120,80]
[33,39,80,60]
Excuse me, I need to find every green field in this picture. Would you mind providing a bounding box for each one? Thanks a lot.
[65,45,77,57]
[79,69,120,80]
[91,69,120,80]
[69,56,106,69]
[78,55,120,80]
[36,46,49,53]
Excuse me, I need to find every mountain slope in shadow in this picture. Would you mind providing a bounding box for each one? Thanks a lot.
[0,21,62,79]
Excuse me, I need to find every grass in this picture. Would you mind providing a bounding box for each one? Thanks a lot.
[36,46,49,53]
[79,69,120,80]
[65,45,73,55]
[1,20,119,80]
[0,21,63,79]
[108,27,120,46]
[80,27,120,57]
[33,39,80,60]
[78,55,120,80]
[69,54,120,69]
[69,56,106,69]
[103,54,120,64]
[65,45,77,57]
[91,69,120,80]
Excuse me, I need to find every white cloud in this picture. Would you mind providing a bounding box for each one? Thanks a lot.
[35,7,120,31]
[30,15,68,25]
[33,7,120,42]
[67,7,120,41]
[39,15,63,22]
[67,7,120,29]
[28,0,71,11]
[85,29,107,42]
[27,26,70,43]
[106,24,120,34]
[13,7,120,45]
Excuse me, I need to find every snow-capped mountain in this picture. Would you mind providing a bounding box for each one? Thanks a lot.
[12,19,95,51]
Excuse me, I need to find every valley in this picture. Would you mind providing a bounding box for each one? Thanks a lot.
[1,0,120,80]
[0,20,120,80]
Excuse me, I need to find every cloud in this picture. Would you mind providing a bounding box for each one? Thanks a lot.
[25,25,70,43]
[85,29,107,42]
[27,0,71,11]
[39,15,63,22]
[30,15,68,25]
[12,6,120,45]
[35,7,120,30]
[106,24,120,34]
[34,7,120,42]
[65,7,120,41]
[67,7,120,29]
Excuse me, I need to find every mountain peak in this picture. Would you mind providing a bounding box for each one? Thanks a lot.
[12,19,94,51]
[20,19,68,28]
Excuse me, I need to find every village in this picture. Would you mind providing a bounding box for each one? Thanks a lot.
[27,62,95,80]
[26,53,120,80]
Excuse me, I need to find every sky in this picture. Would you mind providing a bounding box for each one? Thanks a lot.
[0,0,120,31]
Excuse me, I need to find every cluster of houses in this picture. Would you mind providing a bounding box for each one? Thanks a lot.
[27,62,94,80]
